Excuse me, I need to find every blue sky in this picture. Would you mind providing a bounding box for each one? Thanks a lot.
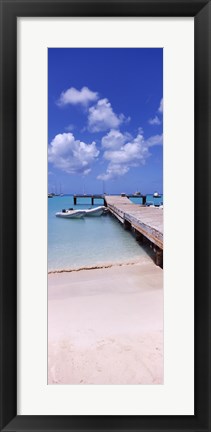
[48,48,163,195]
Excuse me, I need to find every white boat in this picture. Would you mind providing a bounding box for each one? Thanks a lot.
[84,206,106,217]
[56,209,86,219]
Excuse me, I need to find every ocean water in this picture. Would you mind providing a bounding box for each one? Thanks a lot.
[130,195,163,206]
[48,195,162,271]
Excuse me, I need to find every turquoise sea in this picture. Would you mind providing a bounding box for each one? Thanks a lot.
[48,195,163,272]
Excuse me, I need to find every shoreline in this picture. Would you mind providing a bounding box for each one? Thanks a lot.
[48,260,163,385]
[48,254,154,274]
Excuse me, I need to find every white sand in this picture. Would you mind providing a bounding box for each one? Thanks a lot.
[48,261,163,385]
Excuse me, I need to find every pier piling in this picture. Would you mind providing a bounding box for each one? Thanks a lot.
[123,220,131,230]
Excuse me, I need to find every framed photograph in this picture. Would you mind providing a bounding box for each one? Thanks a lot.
[0,0,210,431]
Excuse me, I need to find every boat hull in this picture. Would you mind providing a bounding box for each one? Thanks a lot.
[84,206,105,216]
[56,210,85,219]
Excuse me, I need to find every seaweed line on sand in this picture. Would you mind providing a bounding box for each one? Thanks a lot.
[48,258,151,275]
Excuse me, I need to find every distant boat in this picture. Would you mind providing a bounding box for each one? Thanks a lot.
[121,193,126,197]
[84,206,106,217]
[153,191,160,197]
[133,191,141,196]
[59,184,64,196]
[56,209,86,219]
[48,193,53,198]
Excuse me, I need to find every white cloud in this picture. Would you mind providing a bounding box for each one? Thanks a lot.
[158,98,163,113]
[58,86,98,106]
[65,123,75,131]
[88,98,124,132]
[148,98,163,124]
[148,115,161,125]
[138,126,144,134]
[104,134,149,165]
[98,164,129,181]
[98,132,163,181]
[98,133,148,180]
[101,129,132,149]
[146,134,163,147]
[48,132,99,175]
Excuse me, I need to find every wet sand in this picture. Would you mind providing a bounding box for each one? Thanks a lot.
[48,261,163,384]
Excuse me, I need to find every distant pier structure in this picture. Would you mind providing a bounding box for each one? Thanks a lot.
[73,194,105,205]
[73,193,148,206]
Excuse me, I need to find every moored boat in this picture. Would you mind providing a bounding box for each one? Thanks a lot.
[84,206,106,217]
[153,191,161,198]
[56,209,86,219]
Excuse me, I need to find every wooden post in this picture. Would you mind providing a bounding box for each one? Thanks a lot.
[155,248,163,267]
[142,195,146,205]
[91,196,94,205]
[136,232,143,242]
[123,219,131,230]
[142,235,148,245]
[74,195,77,205]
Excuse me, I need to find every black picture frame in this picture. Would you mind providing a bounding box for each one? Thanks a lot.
[0,0,210,431]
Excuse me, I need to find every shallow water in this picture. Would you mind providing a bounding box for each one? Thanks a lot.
[48,195,161,271]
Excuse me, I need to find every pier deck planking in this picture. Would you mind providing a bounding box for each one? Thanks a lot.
[105,196,163,252]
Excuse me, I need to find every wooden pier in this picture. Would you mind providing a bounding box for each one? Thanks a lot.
[104,195,163,267]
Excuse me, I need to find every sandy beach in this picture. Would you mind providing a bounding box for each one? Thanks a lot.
[48,260,163,385]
